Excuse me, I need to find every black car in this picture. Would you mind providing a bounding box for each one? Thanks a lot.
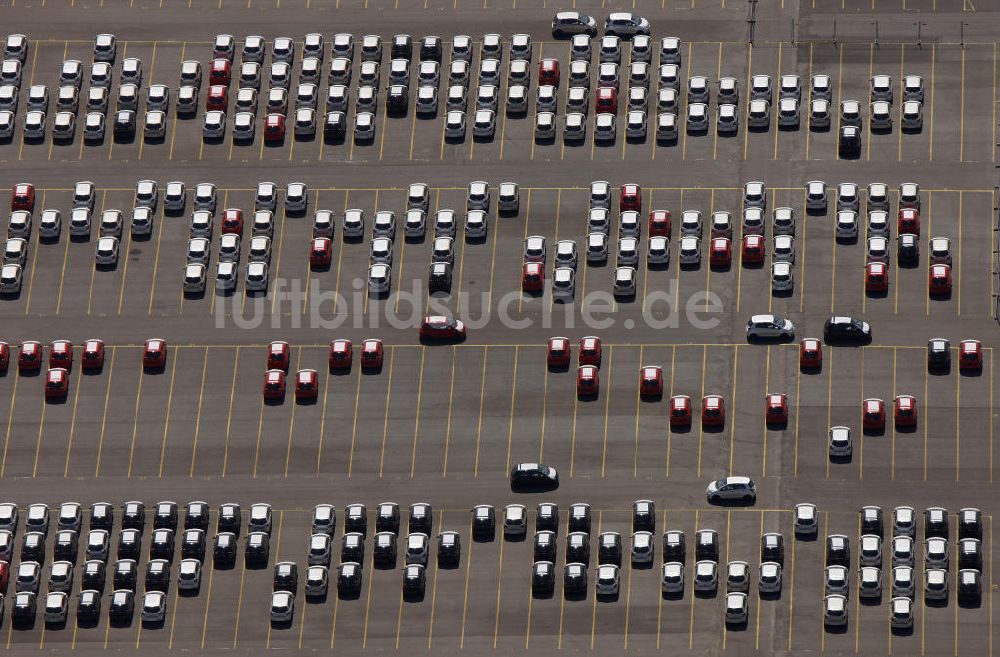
[114,110,136,140]
[344,504,367,536]
[823,316,872,344]
[185,501,210,531]
[90,502,114,531]
[534,530,557,562]
[273,561,297,594]
[21,531,45,563]
[437,531,460,566]
[213,532,237,565]
[927,338,951,371]
[898,233,919,265]
[472,505,495,539]
[924,507,949,538]
[760,533,784,567]
[958,538,982,571]
[109,589,134,622]
[122,502,145,532]
[77,589,101,621]
[341,532,365,564]
[113,559,138,590]
[245,531,270,566]
[958,569,982,602]
[662,530,685,563]
[568,503,591,534]
[825,534,850,568]
[532,561,555,595]
[598,532,622,566]
[337,561,363,594]
[510,462,559,490]
[145,559,171,592]
[218,503,241,535]
[391,34,413,60]
[118,529,142,560]
[838,125,861,157]
[566,532,590,564]
[82,560,106,592]
[154,502,178,531]
[409,503,433,535]
[150,528,175,561]
[536,503,559,533]
[563,562,587,594]
[633,500,655,532]
[182,529,206,561]
[376,503,400,535]
[959,508,982,540]
[419,36,442,63]
[373,531,397,566]
[324,111,347,141]
[387,85,408,115]
[428,261,452,292]
[695,529,719,562]
[402,564,425,595]
[12,591,36,624]
[54,530,78,562]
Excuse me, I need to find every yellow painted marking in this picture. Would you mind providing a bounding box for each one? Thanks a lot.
[408,347,427,477]
[773,42,782,160]
[458,517,474,648]
[742,44,753,161]
[220,347,239,476]
[697,345,707,477]
[929,44,936,160]
[283,348,303,476]
[251,397,265,478]
[126,361,145,477]
[959,46,966,161]
[354,359,369,476]
[157,352,179,477]
[473,346,489,476]
[727,345,739,476]
[600,346,614,477]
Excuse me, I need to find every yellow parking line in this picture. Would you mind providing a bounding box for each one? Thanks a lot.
[518,190,532,313]
[713,42,723,160]
[656,509,667,647]
[761,345,770,477]
[61,367,84,474]
[600,346,614,477]
[53,218,71,315]
[251,396,265,478]
[373,349,390,476]
[772,42,782,160]
[22,190,44,315]
[633,345,644,477]
[440,347,459,477]
[125,361,145,477]
[220,346,239,476]
[898,44,905,161]
[798,192,807,312]
[959,46,966,161]
[474,346,489,476]
[0,370,19,478]
[137,42,158,161]
[786,512,796,650]
[792,362,801,477]
[427,509,444,647]
[697,345,707,477]
[993,43,997,164]
[859,350,865,479]
[590,510,603,649]
[144,208,166,315]
[991,349,994,483]
[269,208,288,315]
[681,42,693,161]
[926,192,933,315]
[156,353,179,477]
[866,43,874,161]
[805,43,814,160]
[231,561,247,648]
[90,346,118,478]
[315,366,332,475]
[665,346,677,478]
[742,44,753,160]
[755,511,765,648]
[458,516,474,648]
[283,348,303,477]
[834,44,843,160]
[492,536,506,647]
[819,511,828,651]
[187,347,209,476]
[891,348,897,480]
[728,345,740,475]
[825,350,833,479]
[688,509,699,649]
[923,362,929,480]
[409,347,427,477]
[957,191,963,314]
[539,365,549,463]
[506,348,523,473]
[569,384,580,477]
[928,44,936,161]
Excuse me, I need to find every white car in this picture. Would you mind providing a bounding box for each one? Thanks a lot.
[0,110,14,139]
[870,100,892,130]
[686,102,708,132]
[38,210,61,239]
[555,240,578,269]
[270,591,293,622]
[750,74,772,102]
[586,232,608,263]
[717,103,738,133]
[203,110,226,138]
[564,112,587,140]
[824,594,848,627]
[216,261,237,291]
[871,74,893,102]
[3,238,27,267]
[595,113,616,142]
[811,73,832,100]
[835,211,858,240]
[144,110,166,138]
[595,564,620,596]
[183,263,207,293]
[746,314,794,340]
[465,210,488,239]
[178,559,202,590]
[726,592,748,624]
[825,565,849,596]
[613,266,637,297]
[245,261,269,292]
[706,476,756,503]
[368,263,391,294]
[647,236,669,266]
[904,75,924,101]
[233,112,255,141]
[727,561,750,593]
[473,110,496,138]
[777,97,799,127]
[810,99,831,128]
[859,566,882,600]
[891,566,914,598]
[354,112,375,141]
[902,100,923,130]
[771,262,793,292]
[131,206,154,237]
[535,112,555,140]
[694,560,718,592]
[656,112,678,141]
[679,236,700,265]
[748,99,770,128]
[552,267,575,302]
[24,110,45,139]
[445,111,466,139]
[829,426,852,457]
[0,263,22,293]
[773,235,795,263]
[661,562,684,594]
[99,210,123,238]
[891,597,913,629]
[70,208,92,237]
[626,111,646,139]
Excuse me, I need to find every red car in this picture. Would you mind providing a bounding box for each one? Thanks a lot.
[361,339,384,369]
[45,368,69,399]
[862,398,886,431]
[49,340,73,371]
[799,338,822,370]
[263,369,286,400]
[143,338,167,369]
[741,234,765,264]
[419,316,467,341]
[898,208,920,236]
[295,368,319,400]
[765,393,788,425]
[264,113,286,142]
[620,184,642,213]
[894,395,917,427]
[579,336,602,367]
[595,87,618,113]
[639,365,663,397]
[929,264,952,295]
[522,262,544,292]
[669,395,692,427]
[649,210,671,237]
[18,340,42,372]
[221,209,244,236]
[210,58,232,86]
[81,339,105,370]
[328,339,353,370]
[547,337,570,368]
[310,238,332,267]
[0,341,9,373]
[577,365,599,397]
[11,183,34,212]
[959,339,983,371]
[206,85,228,111]
[709,237,731,267]
[538,58,560,86]
[267,341,290,371]
[865,261,888,293]
[0,560,9,592]
[702,395,725,427]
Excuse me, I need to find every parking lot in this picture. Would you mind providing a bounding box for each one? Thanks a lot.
[1,0,999,655]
